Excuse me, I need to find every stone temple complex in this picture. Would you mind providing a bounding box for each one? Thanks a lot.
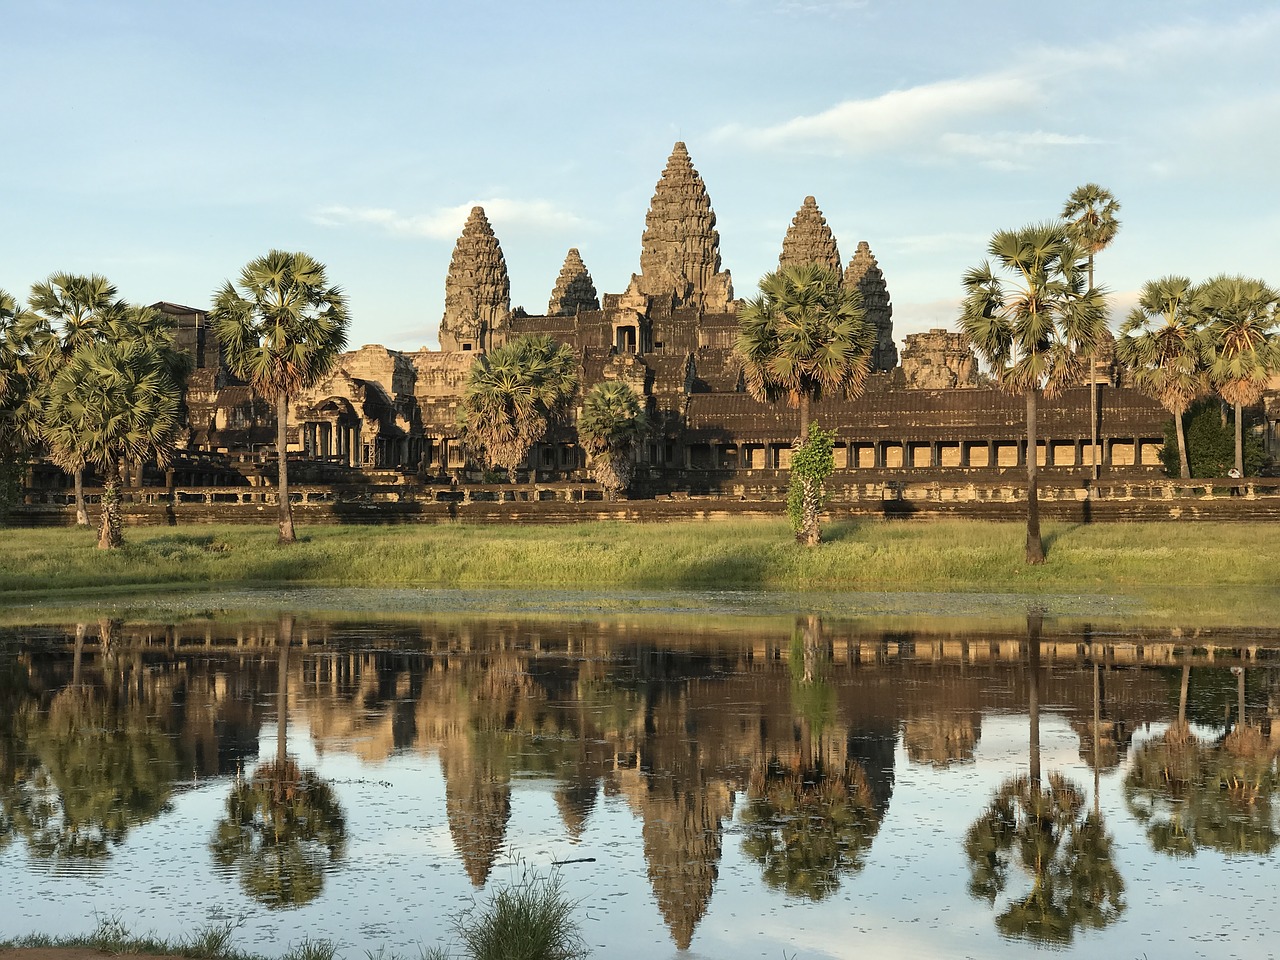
[167,142,1174,491]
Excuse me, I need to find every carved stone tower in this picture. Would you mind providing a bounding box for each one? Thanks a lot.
[844,241,897,371]
[635,142,734,313]
[439,206,510,352]
[547,248,600,316]
[779,196,842,275]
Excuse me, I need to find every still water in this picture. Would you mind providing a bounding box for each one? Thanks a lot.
[1,592,1278,959]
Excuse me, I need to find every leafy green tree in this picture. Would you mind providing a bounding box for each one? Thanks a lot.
[959,223,1107,564]
[211,250,350,544]
[1116,276,1208,478]
[25,273,123,525]
[577,380,648,499]
[1062,184,1120,480]
[458,334,578,481]
[0,291,38,520]
[41,306,186,548]
[787,422,835,546]
[1197,275,1280,477]
[736,263,874,438]
[1159,396,1265,478]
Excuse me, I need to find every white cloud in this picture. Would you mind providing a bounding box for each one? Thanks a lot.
[713,74,1038,153]
[711,12,1280,167]
[311,199,584,239]
[939,131,1102,171]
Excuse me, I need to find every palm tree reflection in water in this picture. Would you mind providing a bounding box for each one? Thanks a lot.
[964,611,1125,944]
[1125,664,1279,858]
[740,617,886,900]
[210,617,346,908]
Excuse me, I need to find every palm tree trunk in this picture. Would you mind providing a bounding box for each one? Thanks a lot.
[1027,611,1042,791]
[1233,399,1244,479]
[1175,409,1191,479]
[74,467,88,526]
[1090,357,1100,481]
[1025,389,1045,564]
[798,393,810,441]
[277,391,296,544]
[97,459,123,550]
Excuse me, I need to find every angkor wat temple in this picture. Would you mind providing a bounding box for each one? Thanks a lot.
[169,142,1173,492]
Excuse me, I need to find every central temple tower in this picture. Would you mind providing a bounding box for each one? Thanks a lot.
[633,142,734,313]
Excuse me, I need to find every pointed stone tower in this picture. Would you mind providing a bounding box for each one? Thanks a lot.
[779,196,842,275]
[440,206,511,352]
[635,142,734,312]
[844,241,898,371]
[547,248,600,316]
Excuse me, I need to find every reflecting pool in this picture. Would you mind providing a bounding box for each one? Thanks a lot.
[1,592,1278,959]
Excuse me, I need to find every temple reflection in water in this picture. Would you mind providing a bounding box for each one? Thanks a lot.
[2,611,1278,956]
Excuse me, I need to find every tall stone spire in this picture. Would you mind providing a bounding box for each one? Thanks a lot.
[440,206,510,352]
[779,196,842,275]
[547,248,599,316]
[635,142,734,313]
[844,241,898,371]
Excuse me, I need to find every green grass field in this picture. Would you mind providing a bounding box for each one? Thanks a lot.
[1,517,1274,602]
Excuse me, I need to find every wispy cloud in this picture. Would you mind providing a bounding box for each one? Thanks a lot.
[713,74,1038,153]
[713,13,1280,168]
[311,199,584,239]
[939,131,1102,171]
[775,0,869,15]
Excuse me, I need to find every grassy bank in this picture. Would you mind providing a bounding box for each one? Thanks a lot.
[1,518,1276,599]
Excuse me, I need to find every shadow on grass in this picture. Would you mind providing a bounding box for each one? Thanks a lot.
[1042,523,1086,556]
[821,519,868,543]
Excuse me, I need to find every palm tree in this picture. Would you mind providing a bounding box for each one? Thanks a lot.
[25,273,123,526]
[1062,185,1121,480]
[1197,275,1280,478]
[959,223,1107,564]
[0,291,39,464]
[210,250,350,544]
[736,263,874,438]
[41,306,186,549]
[1115,277,1208,479]
[457,334,578,481]
[578,380,648,499]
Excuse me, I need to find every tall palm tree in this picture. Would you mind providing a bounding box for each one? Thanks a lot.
[1062,185,1121,480]
[959,223,1107,564]
[0,291,38,461]
[210,250,350,544]
[578,380,648,499]
[26,273,123,526]
[1115,277,1208,479]
[1197,275,1280,478]
[41,306,186,549]
[736,263,874,438]
[457,334,578,481]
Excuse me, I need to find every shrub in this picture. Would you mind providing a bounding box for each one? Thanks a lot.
[452,864,587,960]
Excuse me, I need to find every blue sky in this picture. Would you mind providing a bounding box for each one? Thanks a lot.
[4,0,1278,351]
